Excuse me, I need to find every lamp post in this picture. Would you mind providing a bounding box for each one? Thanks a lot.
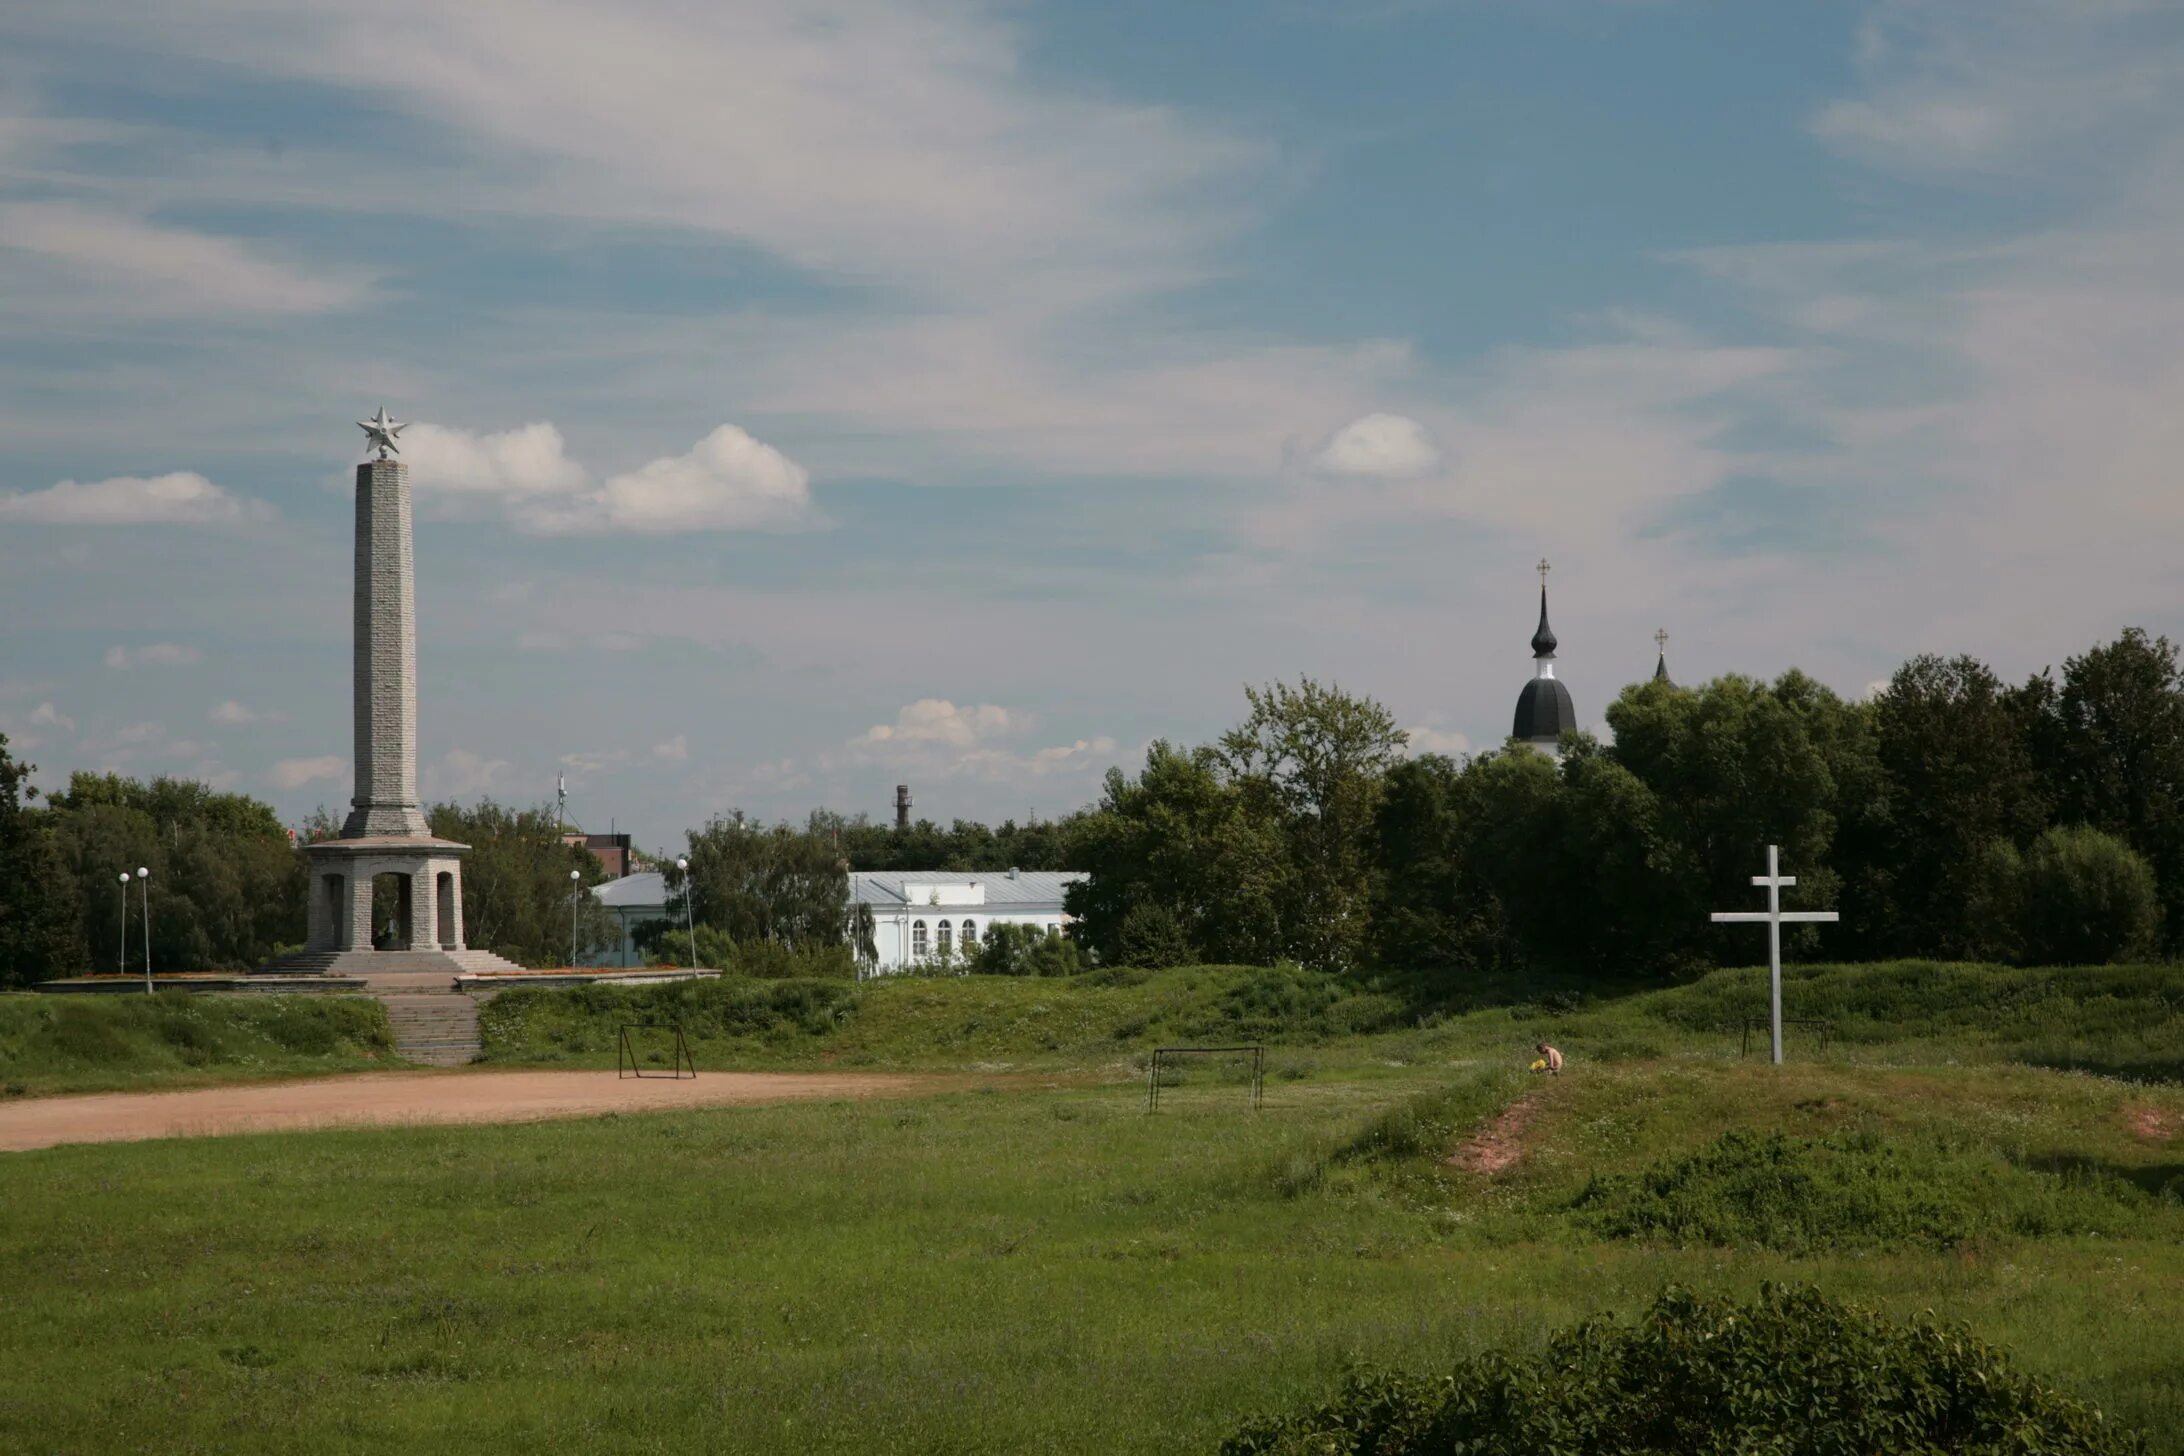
[676,857,696,979]
[117,872,131,977]
[137,866,152,993]
[569,868,582,969]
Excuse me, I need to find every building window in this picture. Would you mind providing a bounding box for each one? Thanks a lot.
[912,920,928,958]
[961,920,977,948]
[936,920,953,957]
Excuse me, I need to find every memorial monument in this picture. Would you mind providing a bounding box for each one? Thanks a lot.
[262,411,520,976]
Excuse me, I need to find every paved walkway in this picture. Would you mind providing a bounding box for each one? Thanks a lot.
[0,1070,954,1152]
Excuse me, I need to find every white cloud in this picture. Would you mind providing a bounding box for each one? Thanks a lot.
[268,754,345,790]
[1403,726,1472,758]
[0,471,266,525]
[652,734,688,762]
[208,700,256,725]
[424,747,514,800]
[1314,413,1441,479]
[0,200,367,317]
[860,699,1023,750]
[403,421,587,500]
[103,643,202,669]
[527,426,816,535]
[28,701,74,731]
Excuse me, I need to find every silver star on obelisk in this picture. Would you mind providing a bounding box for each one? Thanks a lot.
[358,406,406,460]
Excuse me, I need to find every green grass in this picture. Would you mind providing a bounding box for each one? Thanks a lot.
[475,959,2184,1083]
[3,961,2182,1452]
[1,1059,2180,1452]
[0,992,397,1096]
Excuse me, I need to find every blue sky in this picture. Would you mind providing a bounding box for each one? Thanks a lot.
[3,0,2182,848]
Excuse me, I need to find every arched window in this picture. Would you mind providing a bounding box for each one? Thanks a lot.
[936,920,953,957]
[960,919,978,948]
[912,920,928,958]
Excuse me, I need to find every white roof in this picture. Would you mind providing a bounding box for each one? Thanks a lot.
[593,871,668,910]
[849,869,1081,912]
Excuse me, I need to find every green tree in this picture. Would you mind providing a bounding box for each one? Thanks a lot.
[427,799,617,966]
[1606,673,1839,947]
[2041,629,2184,949]
[1216,678,1405,971]
[0,736,84,985]
[45,772,304,973]
[676,814,847,950]
[1066,741,1288,967]
[1870,655,2049,957]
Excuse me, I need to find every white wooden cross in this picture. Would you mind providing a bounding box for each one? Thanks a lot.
[1710,844,1839,1065]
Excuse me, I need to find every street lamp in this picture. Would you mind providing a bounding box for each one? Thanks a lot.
[117,872,131,977]
[676,857,696,978]
[569,868,582,969]
[136,866,152,993]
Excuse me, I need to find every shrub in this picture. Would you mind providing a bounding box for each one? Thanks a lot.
[1221,1284,2147,1456]
[2014,826,2161,965]
[974,922,1087,977]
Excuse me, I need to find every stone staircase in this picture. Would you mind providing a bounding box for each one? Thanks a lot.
[379,993,482,1067]
[256,946,528,981]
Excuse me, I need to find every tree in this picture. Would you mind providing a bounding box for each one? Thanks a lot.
[1216,678,1406,971]
[427,799,617,966]
[1869,655,2049,957]
[1066,741,1288,967]
[1606,674,1839,949]
[676,814,847,950]
[0,736,83,985]
[2041,629,2184,949]
[44,772,304,972]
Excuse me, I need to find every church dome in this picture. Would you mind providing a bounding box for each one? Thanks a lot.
[1513,674,1577,744]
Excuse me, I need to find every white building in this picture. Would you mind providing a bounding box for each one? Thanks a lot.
[850,869,1084,974]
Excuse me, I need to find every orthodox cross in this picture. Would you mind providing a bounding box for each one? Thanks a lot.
[1655,628,1670,654]
[1710,844,1839,1065]
[358,406,406,460]
[1536,556,1551,588]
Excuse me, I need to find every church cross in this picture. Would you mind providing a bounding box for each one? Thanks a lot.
[1655,628,1670,653]
[1537,557,1551,588]
[1710,844,1839,1064]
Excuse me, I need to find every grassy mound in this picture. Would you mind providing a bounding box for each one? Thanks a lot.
[476,965,1414,1068]
[1222,1284,2149,1456]
[0,993,395,1096]
[475,976,856,1064]
[1569,1128,2156,1252]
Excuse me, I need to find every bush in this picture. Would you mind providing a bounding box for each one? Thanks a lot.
[974,922,1087,977]
[1570,1128,2141,1253]
[2014,826,2161,965]
[1221,1284,2147,1456]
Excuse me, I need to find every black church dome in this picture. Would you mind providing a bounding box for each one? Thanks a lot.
[1513,674,1577,744]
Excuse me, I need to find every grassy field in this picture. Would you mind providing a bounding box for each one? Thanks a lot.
[1,962,2180,1452]
[0,992,396,1097]
[478,959,2184,1081]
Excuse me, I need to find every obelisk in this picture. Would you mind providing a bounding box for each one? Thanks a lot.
[344,414,431,836]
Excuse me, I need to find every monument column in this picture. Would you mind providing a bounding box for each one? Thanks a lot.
[344,437,430,837]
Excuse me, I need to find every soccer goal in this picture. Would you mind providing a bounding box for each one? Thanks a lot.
[618,1024,696,1079]
[1146,1044,1265,1113]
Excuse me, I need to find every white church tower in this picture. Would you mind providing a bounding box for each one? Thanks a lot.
[1511,557,1577,755]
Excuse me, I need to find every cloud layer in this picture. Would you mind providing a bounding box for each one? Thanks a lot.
[0,472,264,525]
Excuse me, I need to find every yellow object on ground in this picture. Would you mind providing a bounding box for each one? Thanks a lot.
[1529,1058,1547,1072]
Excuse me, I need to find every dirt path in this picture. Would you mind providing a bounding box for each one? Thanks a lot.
[0,1070,965,1153]
[1445,1091,1541,1175]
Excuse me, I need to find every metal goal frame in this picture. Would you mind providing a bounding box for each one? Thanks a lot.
[1146,1044,1265,1112]
[618,1024,696,1079]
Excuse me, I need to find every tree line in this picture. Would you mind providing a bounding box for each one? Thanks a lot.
[1069,629,2184,979]
[4,626,2175,985]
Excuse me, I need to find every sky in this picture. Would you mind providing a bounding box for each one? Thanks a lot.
[3,0,2182,849]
